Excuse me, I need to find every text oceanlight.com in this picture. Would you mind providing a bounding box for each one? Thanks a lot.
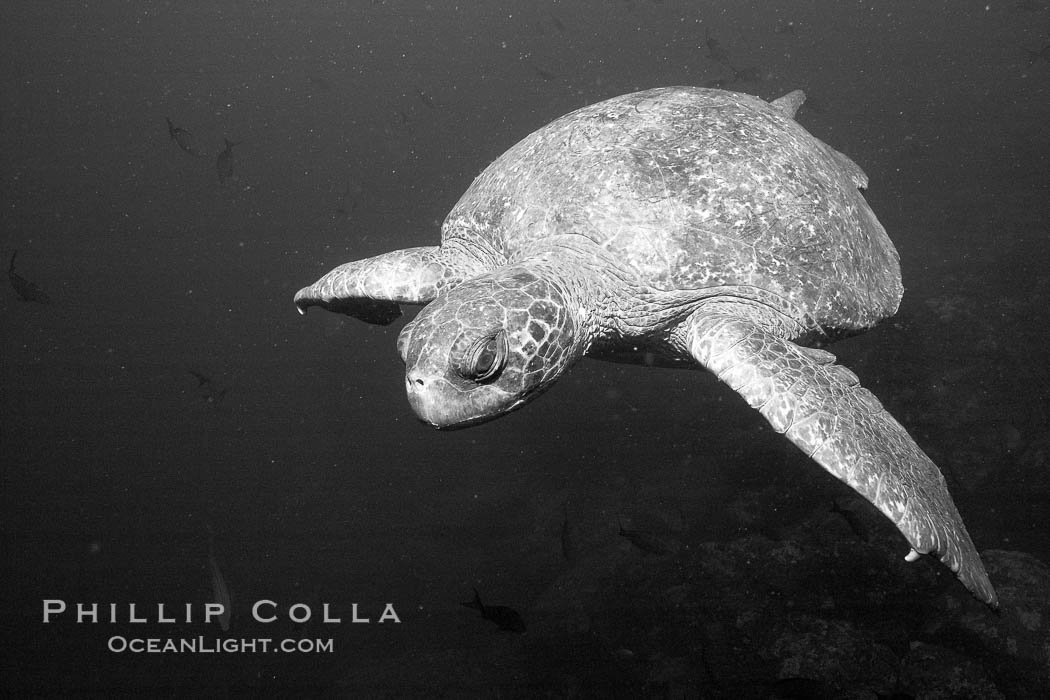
[107,636,334,654]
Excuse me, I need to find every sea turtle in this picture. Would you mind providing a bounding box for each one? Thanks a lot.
[294,86,997,607]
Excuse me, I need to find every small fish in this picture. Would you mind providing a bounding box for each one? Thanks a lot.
[206,529,232,632]
[189,370,212,387]
[704,29,730,65]
[830,499,871,542]
[165,117,204,157]
[216,138,240,183]
[189,370,230,404]
[1025,44,1050,66]
[460,588,525,634]
[335,178,356,217]
[8,250,51,303]
[618,519,674,556]
[774,20,798,35]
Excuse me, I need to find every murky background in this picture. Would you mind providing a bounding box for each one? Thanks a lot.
[3,1,1049,696]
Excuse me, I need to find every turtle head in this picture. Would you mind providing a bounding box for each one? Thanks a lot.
[397,266,586,428]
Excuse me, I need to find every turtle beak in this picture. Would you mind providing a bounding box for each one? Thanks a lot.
[404,369,522,429]
[405,372,450,428]
[404,372,486,429]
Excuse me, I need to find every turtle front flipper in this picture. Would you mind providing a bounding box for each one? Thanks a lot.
[685,310,998,608]
[294,246,467,325]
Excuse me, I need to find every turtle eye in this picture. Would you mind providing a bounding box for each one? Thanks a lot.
[455,330,508,383]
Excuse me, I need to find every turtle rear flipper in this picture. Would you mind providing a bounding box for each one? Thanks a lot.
[769,89,806,118]
[295,246,470,324]
[685,308,998,608]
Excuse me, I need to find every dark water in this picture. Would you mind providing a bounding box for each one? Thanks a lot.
[3,1,1049,696]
